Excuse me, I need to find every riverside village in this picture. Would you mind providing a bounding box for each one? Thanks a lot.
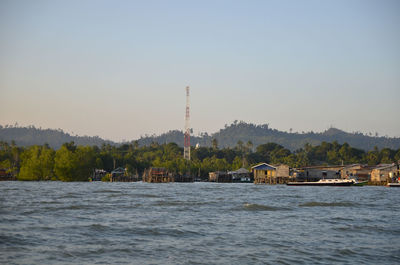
[2,161,399,186]
[86,162,400,186]
[0,86,399,187]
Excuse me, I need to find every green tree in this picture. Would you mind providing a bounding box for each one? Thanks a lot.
[54,144,95,181]
[256,143,287,163]
[295,151,310,167]
[366,146,380,165]
[40,146,56,179]
[270,147,291,164]
[236,140,244,152]
[212,138,218,150]
[246,141,253,153]
[0,159,12,169]
[18,145,55,180]
[380,148,395,164]
[232,156,243,170]
[394,149,400,163]
[327,150,340,165]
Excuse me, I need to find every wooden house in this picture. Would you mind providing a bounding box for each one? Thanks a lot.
[252,163,290,184]
[371,164,399,184]
[142,167,174,183]
[110,167,140,182]
[0,168,7,177]
[91,169,107,181]
[174,174,194,182]
[341,164,375,181]
[110,167,125,182]
[209,171,232,183]
[228,168,252,183]
[299,166,342,182]
[0,168,15,181]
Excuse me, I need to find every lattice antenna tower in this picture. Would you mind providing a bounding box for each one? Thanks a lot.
[184,86,190,160]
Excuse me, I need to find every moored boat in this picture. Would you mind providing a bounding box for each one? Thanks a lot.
[287,179,354,186]
[386,183,400,187]
[351,180,368,186]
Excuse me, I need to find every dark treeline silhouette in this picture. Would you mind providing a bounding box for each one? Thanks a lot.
[0,125,113,149]
[1,139,399,181]
[1,121,400,151]
[137,121,400,151]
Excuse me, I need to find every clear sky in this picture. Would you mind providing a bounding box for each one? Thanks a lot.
[1,0,399,141]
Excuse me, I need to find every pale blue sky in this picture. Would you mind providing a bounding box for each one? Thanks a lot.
[1,0,399,141]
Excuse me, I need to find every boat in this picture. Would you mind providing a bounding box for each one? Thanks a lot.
[386,183,400,187]
[232,176,253,183]
[352,180,368,186]
[348,178,368,186]
[287,179,354,186]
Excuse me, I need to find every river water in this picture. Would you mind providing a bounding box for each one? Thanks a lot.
[0,182,399,264]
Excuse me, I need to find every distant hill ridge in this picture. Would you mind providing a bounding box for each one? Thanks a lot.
[1,122,399,151]
[0,125,113,149]
[137,122,400,151]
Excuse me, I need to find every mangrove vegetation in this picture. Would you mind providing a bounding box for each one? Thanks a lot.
[0,140,399,182]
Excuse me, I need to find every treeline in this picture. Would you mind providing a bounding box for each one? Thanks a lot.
[137,121,400,151]
[1,140,399,181]
[0,125,113,149]
[3,121,400,152]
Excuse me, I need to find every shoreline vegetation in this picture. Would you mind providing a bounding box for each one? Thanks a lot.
[0,139,399,183]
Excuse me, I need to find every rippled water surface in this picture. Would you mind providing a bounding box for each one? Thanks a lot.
[1,182,399,264]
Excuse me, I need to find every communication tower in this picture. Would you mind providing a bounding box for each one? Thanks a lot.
[184,86,190,160]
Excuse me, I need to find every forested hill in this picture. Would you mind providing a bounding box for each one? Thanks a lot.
[137,122,400,151]
[1,122,400,151]
[0,126,113,149]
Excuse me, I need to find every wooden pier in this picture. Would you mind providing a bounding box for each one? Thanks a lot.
[209,171,232,183]
[142,167,174,183]
[110,174,140,182]
[174,175,194,182]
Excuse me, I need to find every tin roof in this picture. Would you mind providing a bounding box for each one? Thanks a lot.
[228,168,249,174]
[251,163,276,171]
[374,164,397,170]
[111,167,125,174]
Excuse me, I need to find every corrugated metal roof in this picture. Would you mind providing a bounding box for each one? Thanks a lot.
[374,164,397,170]
[111,167,125,174]
[236,168,250,174]
[228,168,249,174]
[251,163,276,171]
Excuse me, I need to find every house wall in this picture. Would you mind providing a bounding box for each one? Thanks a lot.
[353,169,372,181]
[209,172,217,182]
[217,174,232,183]
[254,169,276,184]
[341,166,372,181]
[371,166,398,183]
[305,169,339,180]
[371,169,384,183]
[276,165,289,178]
[209,172,231,182]
[253,166,292,184]
[253,169,266,178]
[143,168,172,183]
[341,165,362,178]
